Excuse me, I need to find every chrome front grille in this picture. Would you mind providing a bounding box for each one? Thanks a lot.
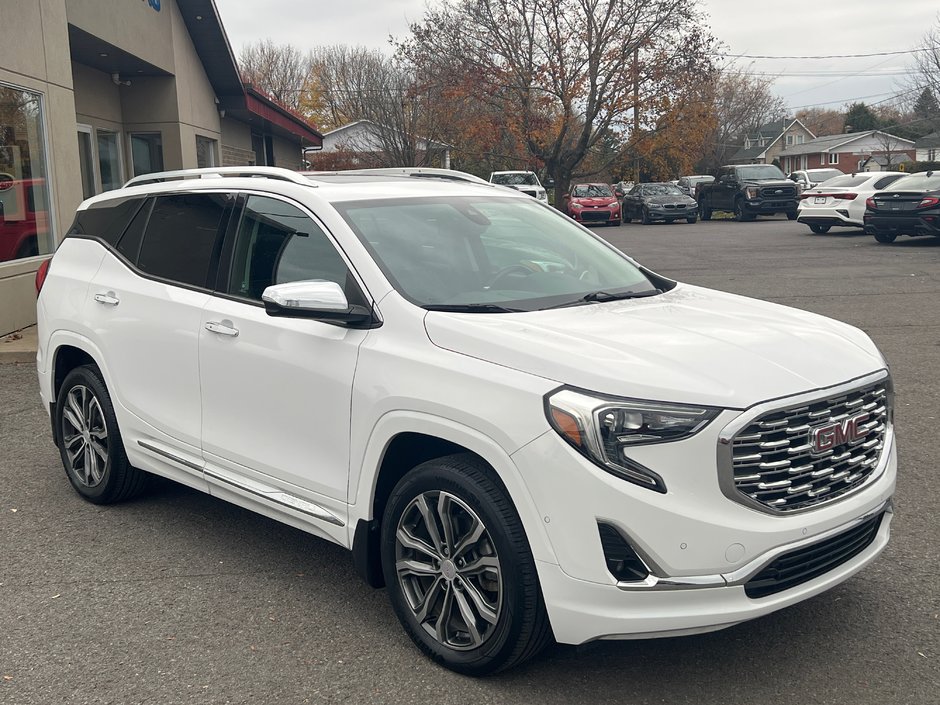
[760,186,797,198]
[729,380,890,512]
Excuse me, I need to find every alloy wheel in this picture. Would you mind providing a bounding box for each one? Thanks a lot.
[61,385,109,487]
[394,490,503,650]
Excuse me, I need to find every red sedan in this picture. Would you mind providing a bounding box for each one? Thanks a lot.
[563,183,621,226]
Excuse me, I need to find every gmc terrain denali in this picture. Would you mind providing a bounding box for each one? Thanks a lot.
[36,167,896,675]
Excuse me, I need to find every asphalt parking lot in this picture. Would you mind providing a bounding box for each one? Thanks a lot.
[1,217,938,704]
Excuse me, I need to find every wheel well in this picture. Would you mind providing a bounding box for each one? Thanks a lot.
[53,345,96,399]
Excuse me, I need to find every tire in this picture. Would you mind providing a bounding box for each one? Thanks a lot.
[733,198,754,222]
[809,223,831,234]
[686,217,697,224]
[698,200,712,221]
[55,364,148,504]
[786,210,798,221]
[622,215,631,224]
[873,232,897,244]
[641,208,652,225]
[381,454,552,675]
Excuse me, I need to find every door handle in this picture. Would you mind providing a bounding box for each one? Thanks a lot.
[205,320,239,338]
[93,292,120,306]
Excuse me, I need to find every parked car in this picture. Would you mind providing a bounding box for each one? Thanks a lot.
[864,170,940,243]
[489,170,548,202]
[563,182,621,226]
[0,178,48,262]
[622,182,697,224]
[788,168,844,191]
[797,172,907,234]
[676,175,714,199]
[37,166,895,675]
[697,164,800,221]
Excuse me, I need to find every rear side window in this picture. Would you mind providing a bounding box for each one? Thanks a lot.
[68,197,145,246]
[137,193,228,288]
[873,174,905,190]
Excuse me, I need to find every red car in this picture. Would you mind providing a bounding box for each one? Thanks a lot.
[0,178,48,262]
[563,182,621,226]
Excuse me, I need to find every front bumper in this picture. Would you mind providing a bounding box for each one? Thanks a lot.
[744,198,799,214]
[570,206,619,224]
[646,206,695,221]
[511,397,896,644]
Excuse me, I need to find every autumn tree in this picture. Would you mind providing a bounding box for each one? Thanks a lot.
[793,108,843,137]
[696,65,786,173]
[401,0,716,205]
[239,39,313,113]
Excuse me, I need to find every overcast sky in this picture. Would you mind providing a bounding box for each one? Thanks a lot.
[214,0,940,114]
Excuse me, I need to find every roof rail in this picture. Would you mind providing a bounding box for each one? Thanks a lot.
[123,166,314,189]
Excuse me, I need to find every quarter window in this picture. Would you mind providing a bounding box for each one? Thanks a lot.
[137,193,228,287]
[227,195,357,302]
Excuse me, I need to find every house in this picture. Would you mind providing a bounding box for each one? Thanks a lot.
[778,131,916,174]
[0,0,323,334]
[304,120,451,170]
[915,131,940,162]
[730,118,816,165]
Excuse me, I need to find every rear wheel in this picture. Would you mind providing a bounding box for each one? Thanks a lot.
[698,200,712,221]
[381,454,552,675]
[873,232,897,244]
[809,223,831,234]
[55,365,148,504]
[786,210,798,221]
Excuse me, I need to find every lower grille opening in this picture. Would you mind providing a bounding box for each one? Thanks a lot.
[744,511,884,599]
[598,523,650,582]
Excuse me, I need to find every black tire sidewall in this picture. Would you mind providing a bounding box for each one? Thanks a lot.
[380,457,537,675]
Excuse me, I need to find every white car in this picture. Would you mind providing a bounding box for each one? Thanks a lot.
[797,171,908,233]
[788,168,845,191]
[36,166,896,675]
[488,170,548,202]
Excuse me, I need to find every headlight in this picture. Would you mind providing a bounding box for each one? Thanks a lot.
[546,388,720,492]
[570,202,583,209]
[608,201,619,208]
[745,186,760,199]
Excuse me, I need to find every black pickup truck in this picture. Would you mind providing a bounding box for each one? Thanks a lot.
[697,164,800,221]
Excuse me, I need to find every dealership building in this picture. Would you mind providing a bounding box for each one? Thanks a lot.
[0,0,322,335]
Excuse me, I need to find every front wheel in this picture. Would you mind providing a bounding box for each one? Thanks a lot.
[381,454,551,675]
[698,201,712,221]
[874,232,897,244]
[686,217,697,224]
[733,199,754,222]
[55,365,148,504]
[641,208,652,225]
[809,223,831,234]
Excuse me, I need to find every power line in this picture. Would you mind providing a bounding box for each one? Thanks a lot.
[715,48,927,60]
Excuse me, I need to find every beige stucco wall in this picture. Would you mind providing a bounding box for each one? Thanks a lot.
[0,0,83,335]
[65,0,174,73]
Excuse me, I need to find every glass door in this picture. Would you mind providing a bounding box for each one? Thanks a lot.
[96,129,123,192]
[77,125,96,199]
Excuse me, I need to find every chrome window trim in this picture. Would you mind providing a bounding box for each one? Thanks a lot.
[715,369,892,516]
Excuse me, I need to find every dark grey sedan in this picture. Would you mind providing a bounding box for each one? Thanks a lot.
[622,183,698,224]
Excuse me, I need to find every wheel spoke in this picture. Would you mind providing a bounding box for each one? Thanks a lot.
[90,438,108,463]
[63,431,84,449]
[66,438,86,466]
[396,526,439,560]
[453,587,484,647]
[65,391,85,431]
[396,558,438,578]
[459,577,499,625]
[434,584,454,644]
[82,445,93,484]
[437,493,457,553]
[415,494,445,555]
[413,576,444,624]
[452,516,485,558]
[86,443,101,484]
[461,555,500,574]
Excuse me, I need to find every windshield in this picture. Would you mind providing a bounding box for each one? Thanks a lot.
[736,165,786,180]
[640,183,683,196]
[808,169,844,182]
[819,174,869,188]
[883,172,940,191]
[335,196,659,311]
[491,172,538,186]
[573,184,613,198]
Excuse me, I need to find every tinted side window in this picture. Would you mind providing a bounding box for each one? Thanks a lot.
[116,198,153,264]
[873,175,904,190]
[137,193,228,288]
[228,195,358,302]
[68,197,145,246]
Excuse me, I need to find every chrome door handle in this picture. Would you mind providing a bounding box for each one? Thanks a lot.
[205,320,239,337]
[93,292,120,306]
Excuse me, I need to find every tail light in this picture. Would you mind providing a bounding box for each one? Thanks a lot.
[833,193,857,200]
[865,197,878,210]
[918,196,940,209]
[35,257,51,295]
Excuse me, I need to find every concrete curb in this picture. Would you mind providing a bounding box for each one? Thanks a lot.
[0,325,37,365]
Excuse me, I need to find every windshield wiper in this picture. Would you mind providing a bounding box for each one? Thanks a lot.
[423,303,525,313]
[545,289,661,309]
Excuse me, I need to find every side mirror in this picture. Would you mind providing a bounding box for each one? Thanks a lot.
[261,280,373,326]
[562,193,571,199]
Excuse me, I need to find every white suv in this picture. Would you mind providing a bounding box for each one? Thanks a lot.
[488,170,548,202]
[36,167,896,675]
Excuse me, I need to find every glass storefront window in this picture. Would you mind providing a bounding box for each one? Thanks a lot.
[96,129,122,192]
[0,83,53,262]
[130,132,164,177]
[196,135,218,168]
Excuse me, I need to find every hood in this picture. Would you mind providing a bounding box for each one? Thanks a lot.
[423,284,884,408]
[645,195,695,205]
[742,178,794,187]
[572,196,617,205]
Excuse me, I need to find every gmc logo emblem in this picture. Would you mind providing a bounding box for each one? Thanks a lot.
[811,413,869,454]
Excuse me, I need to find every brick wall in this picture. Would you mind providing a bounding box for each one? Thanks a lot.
[221,143,255,167]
